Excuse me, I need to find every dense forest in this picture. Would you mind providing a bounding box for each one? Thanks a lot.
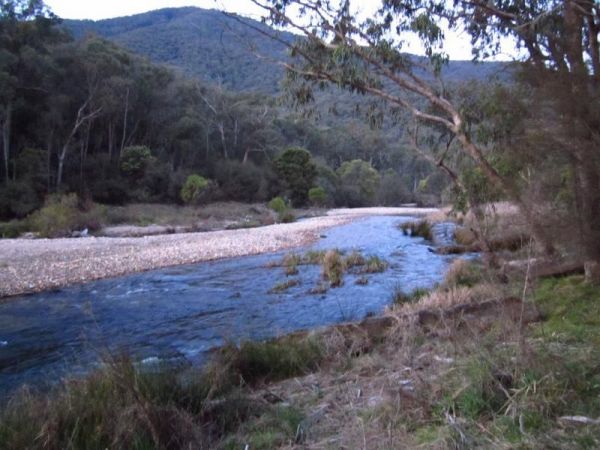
[1,2,499,227]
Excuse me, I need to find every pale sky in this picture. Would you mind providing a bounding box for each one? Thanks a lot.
[44,0,515,61]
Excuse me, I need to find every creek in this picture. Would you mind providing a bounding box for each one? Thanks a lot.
[0,215,466,397]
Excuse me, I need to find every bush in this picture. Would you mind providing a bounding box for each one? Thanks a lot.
[273,147,317,206]
[180,174,210,204]
[337,159,380,207]
[377,169,411,206]
[268,196,287,214]
[308,186,327,206]
[214,160,276,202]
[28,194,80,237]
[0,181,42,220]
[28,194,106,237]
[0,219,29,238]
[278,211,295,223]
[120,146,154,180]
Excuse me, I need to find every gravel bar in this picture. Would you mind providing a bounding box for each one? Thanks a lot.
[0,207,438,298]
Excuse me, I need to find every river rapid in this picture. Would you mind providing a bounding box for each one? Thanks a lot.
[0,215,466,397]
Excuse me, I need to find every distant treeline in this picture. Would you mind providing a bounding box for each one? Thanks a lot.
[0,3,449,221]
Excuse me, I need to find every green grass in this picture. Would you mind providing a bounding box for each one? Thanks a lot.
[426,276,600,447]
[533,275,600,345]
[269,279,300,293]
[217,335,324,386]
[0,334,324,449]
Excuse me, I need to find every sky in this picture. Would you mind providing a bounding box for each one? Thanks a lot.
[44,0,514,61]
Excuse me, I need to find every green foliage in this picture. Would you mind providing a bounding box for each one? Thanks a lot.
[28,194,106,237]
[214,160,276,203]
[377,169,411,206]
[273,147,317,206]
[533,276,600,345]
[28,194,80,237]
[267,196,287,214]
[0,219,28,238]
[180,174,209,204]
[278,211,295,223]
[0,180,42,219]
[218,335,323,384]
[120,146,154,180]
[336,160,380,207]
[308,186,327,206]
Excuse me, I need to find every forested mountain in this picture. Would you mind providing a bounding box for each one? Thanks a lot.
[63,7,509,93]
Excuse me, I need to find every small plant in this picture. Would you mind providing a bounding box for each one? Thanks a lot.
[269,279,300,293]
[308,186,327,206]
[444,259,483,287]
[400,220,433,241]
[218,335,323,384]
[391,286,429,305]
[278,211,296,223]
[322,250,345,287]
[345,250,366,268]
[362,255,388,273]
[303,250,326,265]
[267,196,287,214]
[283,253,301,276]
[180,174,209,204]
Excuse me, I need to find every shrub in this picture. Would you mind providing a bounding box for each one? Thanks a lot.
[377,169,411,206]
[0,181,42,220]
[28,194,106,237]
[308,186,327,207]
[278,211,295,223]
[337,159,380,207]
[214,160,276,202]
[273,147,317,206]
[120,146,154,180]
[28,194,80,237]
[180,174,209,204]
[0,219,28,238]
[268,196,287,214]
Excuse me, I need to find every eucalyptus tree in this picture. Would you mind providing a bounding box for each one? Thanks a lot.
[248,0,600,258]
[0,0,63,184]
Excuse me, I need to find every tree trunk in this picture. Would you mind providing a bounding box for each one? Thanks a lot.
[119,88,129,158]
[455,130,557,257]
[108,121,114,160]
[2,102,12,185]
[218,122,228,159]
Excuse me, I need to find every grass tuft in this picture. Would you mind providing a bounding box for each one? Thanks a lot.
[269,279,300,293]
[322,250,345,287]
[399,220,433,241]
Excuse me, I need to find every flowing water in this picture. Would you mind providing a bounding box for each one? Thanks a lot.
[0,215,466,397]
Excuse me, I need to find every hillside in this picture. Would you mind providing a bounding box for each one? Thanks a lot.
[63,7,509,93]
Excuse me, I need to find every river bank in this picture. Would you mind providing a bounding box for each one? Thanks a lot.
[0,207,439,298]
